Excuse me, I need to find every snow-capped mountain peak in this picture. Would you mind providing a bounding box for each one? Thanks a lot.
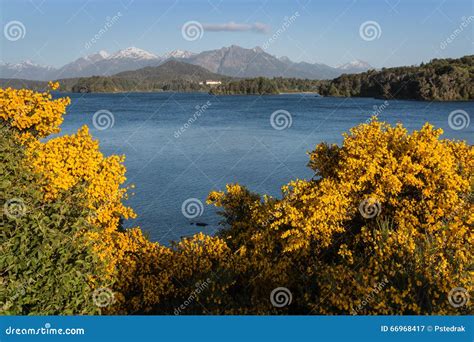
[0,59,55,80]
[82,50,110,63]
[335,60,372,74]
[97,50,110,59]
[20,60,37,66]
[109,47,158,60]
[162,49,195,59]
[1,46,373,81]
[338,60,372,70]
[4,60,54,71]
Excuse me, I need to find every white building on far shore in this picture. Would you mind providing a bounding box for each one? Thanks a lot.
[199,80,222,86]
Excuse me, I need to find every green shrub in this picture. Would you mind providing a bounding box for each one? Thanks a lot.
[0,126,106,315]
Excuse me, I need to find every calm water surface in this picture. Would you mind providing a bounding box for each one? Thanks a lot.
[56,92,473,243]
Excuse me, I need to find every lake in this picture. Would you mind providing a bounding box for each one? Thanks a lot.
[56,92,473,244]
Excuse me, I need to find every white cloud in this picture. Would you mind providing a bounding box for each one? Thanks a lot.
[202,22,269,33]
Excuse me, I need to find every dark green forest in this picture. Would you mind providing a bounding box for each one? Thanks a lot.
[209,77,319,95]
[211,55,473,100]
[318,55,474,100]
[1,55,472,100]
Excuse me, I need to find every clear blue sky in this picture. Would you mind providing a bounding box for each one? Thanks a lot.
[0,0,472,68]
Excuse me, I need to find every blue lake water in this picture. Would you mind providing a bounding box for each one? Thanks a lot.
[56,92,473,244]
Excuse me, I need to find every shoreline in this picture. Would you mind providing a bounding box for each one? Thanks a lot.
[51,90,474,102]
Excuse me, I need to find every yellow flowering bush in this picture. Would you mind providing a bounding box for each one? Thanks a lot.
[2,85,472,315]
[0,86,69,141]
[210,119,473,314]
[168,233,236,314]
[103,228,176,314]
[20,104,137,282]
[0,121,106,315]
[1,86,141,309]
[305,120,473,315]
[26,126,135,232]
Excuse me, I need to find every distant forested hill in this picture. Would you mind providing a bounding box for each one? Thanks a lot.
[69,60,229,93]
[114,60,226,81]
[1,56,472,100]
[1,60,229,93]
[0,78,50,91]
[209,77,320,95]
[318,55,474,101]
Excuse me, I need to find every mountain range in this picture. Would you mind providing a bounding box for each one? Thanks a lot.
[0,45,371,81]
[114,60,226,82]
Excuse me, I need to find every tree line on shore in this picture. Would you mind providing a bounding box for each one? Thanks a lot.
[1,55,472,101]
[211,55,473,101]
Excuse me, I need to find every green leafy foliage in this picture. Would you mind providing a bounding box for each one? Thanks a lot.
[0,126,107,315]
